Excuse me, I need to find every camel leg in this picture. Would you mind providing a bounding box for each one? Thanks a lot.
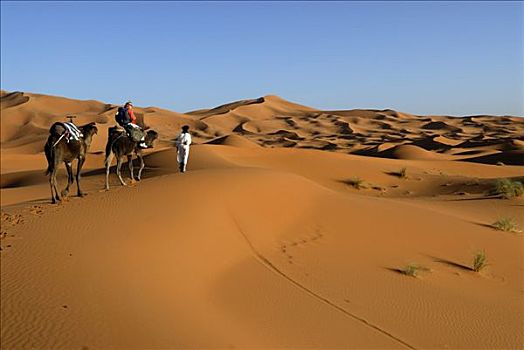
[51,167,61,203]
[61,161,73,198]
[137,154,145,181]
[49,170,58,204]
[116,156,127,186]
[47,159,58,203]
[49,174,55,204]
[127,155,134,182]
[104,152,114,190]
[69,161,75,184]
[76,157,86,197]
[52,152,62,203]
[45,143,55,203]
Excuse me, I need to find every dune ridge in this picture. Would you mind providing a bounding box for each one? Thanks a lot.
[2,90,523,165]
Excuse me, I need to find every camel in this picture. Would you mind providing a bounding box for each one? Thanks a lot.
[104,126,158,189]
[44,122,98,204]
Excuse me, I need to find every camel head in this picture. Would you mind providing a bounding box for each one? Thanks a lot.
[145,130,159,148]
[81,122,98,137]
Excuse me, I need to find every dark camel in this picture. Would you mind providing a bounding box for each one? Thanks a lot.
[104,126,158,189]
[44,122,98,203]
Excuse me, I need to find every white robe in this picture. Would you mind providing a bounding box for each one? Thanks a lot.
[175,132,192,171]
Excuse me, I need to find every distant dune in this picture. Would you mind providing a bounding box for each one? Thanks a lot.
[2,90,523,165]
[1,90,523,349]
[205,134,261,148]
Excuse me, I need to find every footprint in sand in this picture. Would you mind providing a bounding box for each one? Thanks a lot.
[280,230,325,263]
[30,205,45,216]
[1,212,24,226]
[0,213,23,251]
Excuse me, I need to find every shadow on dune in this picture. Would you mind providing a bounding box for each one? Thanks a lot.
[464,220,498,231]
[443,196,499,202]
[10,197,52,207]
[426,255,473,272]
[0,163,154,189]
[1,145,242,191]
[384,267,410,276]
[0,91,30,109]
[1,159,167,190]
[1,170,50,189]
[83,156,177,180]
[460,151,524,166]
[384,171,405,178]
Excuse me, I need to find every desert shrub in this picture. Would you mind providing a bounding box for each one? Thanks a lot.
[387,167,408,179]
[348,177,364,189]
[492,217,521,233]
[401,264,429,277]
[472,251,487,272]
[493,179,524,199]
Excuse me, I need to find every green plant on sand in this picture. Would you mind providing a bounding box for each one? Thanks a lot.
[472,251,487,272]
[493,179,523,199]
[347,177,364,189]
[492,217,522,233]
[401,264,429,277]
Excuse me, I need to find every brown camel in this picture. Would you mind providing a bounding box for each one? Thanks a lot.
[44,122,98,203]
[104,126,158,189]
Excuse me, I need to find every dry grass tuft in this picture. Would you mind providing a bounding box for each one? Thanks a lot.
[472,251,487,272]
[492,217,522,233]
[493,179,523,199]
[401,264,429,277]
[347,177,364,189]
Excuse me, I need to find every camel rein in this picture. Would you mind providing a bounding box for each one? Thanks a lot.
[51,131,89,149]
[51,133,67,148]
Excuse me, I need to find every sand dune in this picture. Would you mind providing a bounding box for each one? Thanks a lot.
[186,96,266,117]
[1,91,523,349]
[2,90,523,165]
[379,144,444,160]
[205,134,261,148]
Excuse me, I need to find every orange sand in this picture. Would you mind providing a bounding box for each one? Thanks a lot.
[1,90,523,349]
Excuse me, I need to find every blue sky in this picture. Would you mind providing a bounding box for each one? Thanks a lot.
[1,1,522,116]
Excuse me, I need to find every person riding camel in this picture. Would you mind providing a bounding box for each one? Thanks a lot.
[115,101,148,149]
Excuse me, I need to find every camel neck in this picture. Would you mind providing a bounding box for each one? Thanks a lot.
[84,133,94,148]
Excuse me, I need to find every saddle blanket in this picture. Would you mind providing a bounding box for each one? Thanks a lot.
[62,122,83,141]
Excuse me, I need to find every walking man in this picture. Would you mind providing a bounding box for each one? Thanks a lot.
[175,125,192,173]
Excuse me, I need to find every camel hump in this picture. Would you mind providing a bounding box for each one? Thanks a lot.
[108,125,125,137]
[48,122,83,142]
[49,122,66,135]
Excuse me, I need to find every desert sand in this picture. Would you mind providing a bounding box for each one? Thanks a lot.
[1,90,523,349]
